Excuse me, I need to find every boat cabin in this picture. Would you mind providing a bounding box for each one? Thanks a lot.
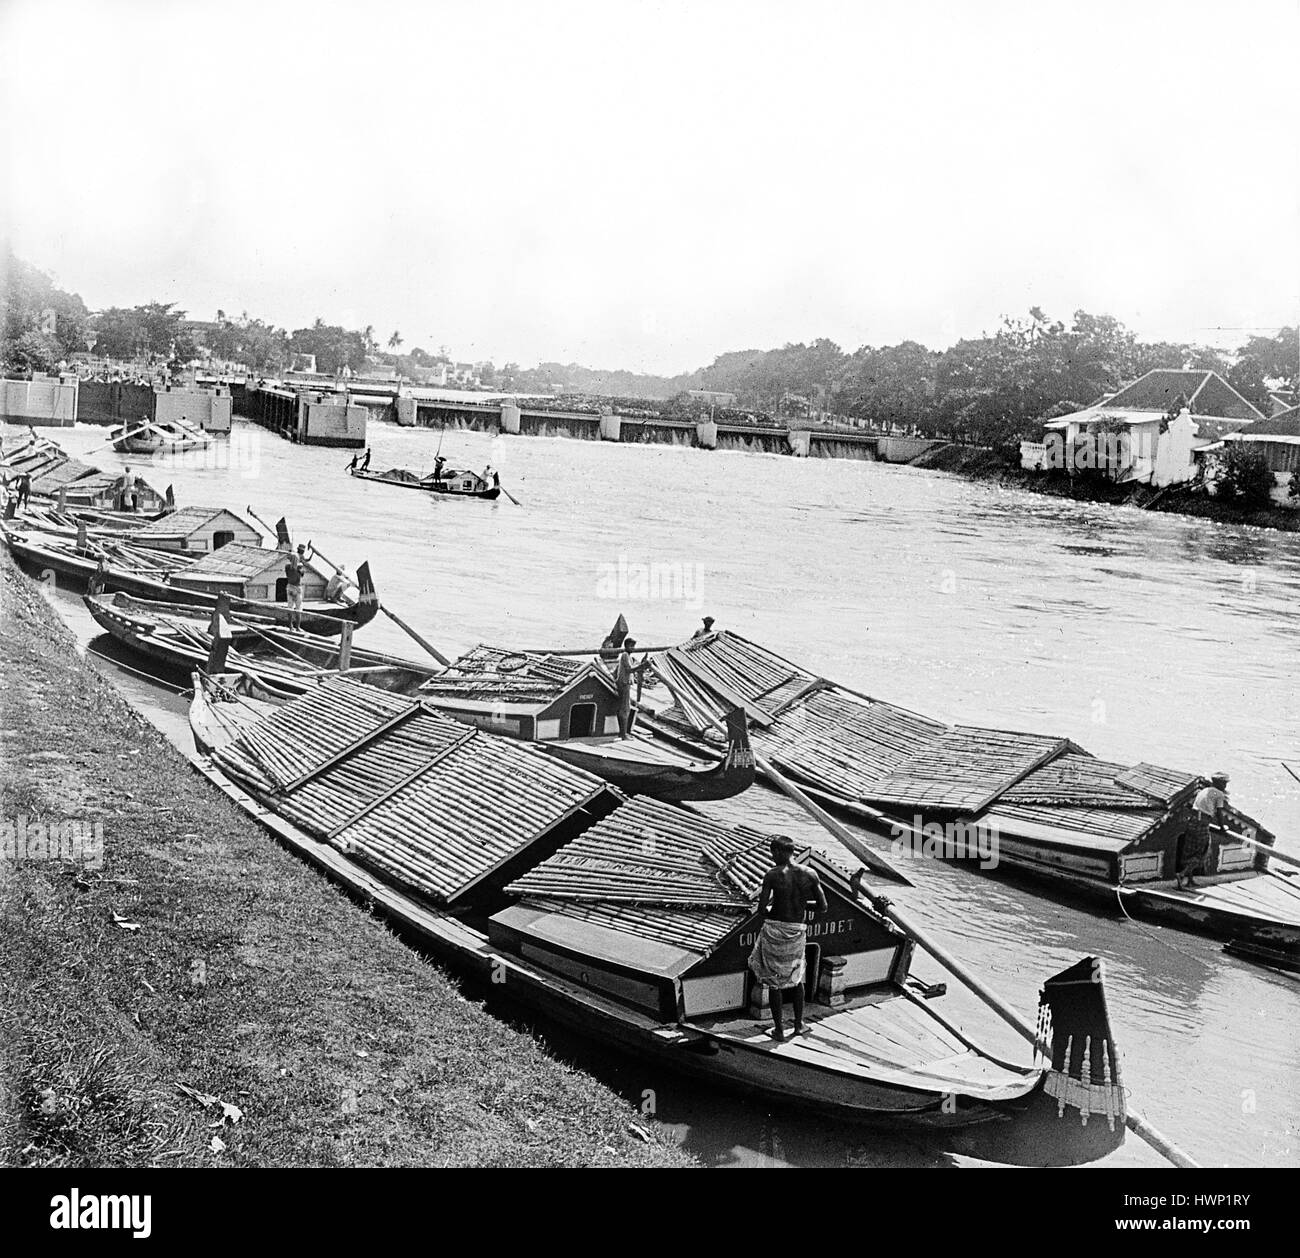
[168,542,330,602]
[42,464,169,514]
[976,756,1273,885]
[420,646,623,740]
[131,506,260,554]
[490,796,911,1022]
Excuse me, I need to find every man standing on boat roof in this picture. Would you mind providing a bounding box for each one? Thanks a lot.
[750,837,827,1041]
[615,637,648,738]
[692,616,716,639]
[285,543,310,633]
[1180,771,1230,890]
[360,447,372,472]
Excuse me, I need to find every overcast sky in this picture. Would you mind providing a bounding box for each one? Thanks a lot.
[2,0,1297,373]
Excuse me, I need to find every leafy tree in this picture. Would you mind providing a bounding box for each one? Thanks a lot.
[1,247,90,361]
[1214,444,1275,509]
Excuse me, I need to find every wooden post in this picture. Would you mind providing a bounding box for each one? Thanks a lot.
[337,621,354,673]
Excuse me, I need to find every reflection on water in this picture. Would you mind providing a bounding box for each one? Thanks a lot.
[20,419,1300,1168]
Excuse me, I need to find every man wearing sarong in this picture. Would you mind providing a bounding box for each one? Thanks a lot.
[749,836,827,1041]
[615,638,646,738]
[285,543,308,633]
[1179,771,1229,889]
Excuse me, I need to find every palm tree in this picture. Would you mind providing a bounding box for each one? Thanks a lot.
[388,330,403,353]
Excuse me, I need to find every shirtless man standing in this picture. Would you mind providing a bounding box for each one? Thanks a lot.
[749,836,828,1041]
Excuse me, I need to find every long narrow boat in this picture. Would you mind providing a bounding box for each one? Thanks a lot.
[185,670,1132,1161]
[643,631,1300,964]
[348,465,501,500]
[86,591,435,696]
[4,526,380,636]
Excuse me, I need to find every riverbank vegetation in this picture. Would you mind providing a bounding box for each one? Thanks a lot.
[0,552,690,1168]
[911,442,1299,532]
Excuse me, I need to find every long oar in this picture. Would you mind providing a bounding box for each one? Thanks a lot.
[498,481,521,507]
[1216,825,1300,872]
[96,422,154,450]
[306,541,450,667]
[245,505,283,545]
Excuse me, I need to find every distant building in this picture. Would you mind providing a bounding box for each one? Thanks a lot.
[1020,369,1265,488]
[1223,405,1300,477]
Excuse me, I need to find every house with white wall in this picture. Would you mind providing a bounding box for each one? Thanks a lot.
[1020,369,1264,488]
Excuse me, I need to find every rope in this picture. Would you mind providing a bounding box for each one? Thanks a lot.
[85,645,191,694]
[1112,885,1212,967]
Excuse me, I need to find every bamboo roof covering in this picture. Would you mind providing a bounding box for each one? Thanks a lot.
[985,802,1163,847]
[1113,762,1201,805]
[175,542,286,580]
[505,797,821,956]
[211,677,618,905]
[997,754,1153,808]
[862,727,1068,813]
[418,643,602,704]
[29,458,99,492]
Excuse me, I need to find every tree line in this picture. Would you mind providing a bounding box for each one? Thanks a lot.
[3,247,1295,445]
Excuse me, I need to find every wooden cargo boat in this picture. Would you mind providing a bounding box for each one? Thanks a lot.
[348,464,501,500]
[3,526,379,636]
[645,631,1300,963]
[86,591,435,697]
[185,670,1134,1160]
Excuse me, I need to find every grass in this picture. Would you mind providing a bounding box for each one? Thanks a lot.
[0,549,691,1168]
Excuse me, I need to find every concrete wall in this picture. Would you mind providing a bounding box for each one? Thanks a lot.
[301,399,367,447]
[0,377,78,426]
[76,381,154,426]
[877,436,936,463]
[154,388,232,433]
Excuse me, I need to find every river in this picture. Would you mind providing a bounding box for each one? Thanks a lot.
[16,417,1299,1168]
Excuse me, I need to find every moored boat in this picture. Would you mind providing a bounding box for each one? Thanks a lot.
[86,591,435,696]
[644,630,1300,962]
[4,525,380,635]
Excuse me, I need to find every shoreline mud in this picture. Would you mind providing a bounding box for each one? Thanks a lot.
[0,551,690,1168]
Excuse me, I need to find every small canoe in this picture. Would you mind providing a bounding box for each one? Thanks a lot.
[348,465,501,500]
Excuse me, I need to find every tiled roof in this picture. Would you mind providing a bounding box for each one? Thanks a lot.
[1231,405,1300,438]
[1105,370,1263,422]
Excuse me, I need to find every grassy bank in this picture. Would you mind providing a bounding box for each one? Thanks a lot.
[0,551,690,1168]
[910,443,1300,532]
